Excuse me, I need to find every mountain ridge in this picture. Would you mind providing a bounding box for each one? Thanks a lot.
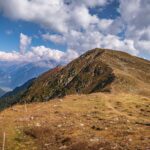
[23,48,150,102]
[0,48,150,110]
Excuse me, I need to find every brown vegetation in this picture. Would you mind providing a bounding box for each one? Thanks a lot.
[0,48,150,149]
[0,93,149,150]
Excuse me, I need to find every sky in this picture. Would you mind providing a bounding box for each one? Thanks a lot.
[0,0,150,67]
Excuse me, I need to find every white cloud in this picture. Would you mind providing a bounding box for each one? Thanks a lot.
[119,0,150,38]
[31,46,65,62]
[0,45,78,68]
[82,0,109,7]
[98,19,113,32]
[0,0,149,61]
[42,34,66,44]
[134,40,150,54]
[64,0,109,7]
[0,0,111,33]
[42,29,138,56]
[70,5,99,29]
[0,0,69,33]
[118,0,150,59]
[0,51,21,61]
[66,30,138,55]
[19,33,32,54]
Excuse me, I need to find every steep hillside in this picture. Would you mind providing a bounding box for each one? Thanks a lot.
[24,49,115,102]
[97,50,150,95]
[23,48,150,103]
[0,48,150,110]
[0,88,5,97]
[23,66,63,102]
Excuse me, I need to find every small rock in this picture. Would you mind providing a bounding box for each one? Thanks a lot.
[114,117,119,121]
[127,120,130,123]
[57,124,62,128]
[30,116,34,120]
[59,99,63,102]
[105,127,108,130]
[80,123,84,127]
[59,145,67,149]
[44,143,50,146]
[36,123,41,127]
[129,138,132,142]
[90,137,99,142]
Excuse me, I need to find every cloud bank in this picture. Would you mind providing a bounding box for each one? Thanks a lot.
[0,0,149,66]
[0,44,78,66]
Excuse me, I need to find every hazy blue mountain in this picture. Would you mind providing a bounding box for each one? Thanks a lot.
[0,88,6,97]
[0,61,51,89]
[0,78,35,110]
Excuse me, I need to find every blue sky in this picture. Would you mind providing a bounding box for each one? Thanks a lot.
[0,0,120,52]
[0,0,149,64]
[90,0,120,19]
[0,15,67,52]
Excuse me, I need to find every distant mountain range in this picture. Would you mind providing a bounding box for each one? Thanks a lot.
[0,48,150,110]
[0,88,6,97]
[0,61,51,90]
[0,78,35,108]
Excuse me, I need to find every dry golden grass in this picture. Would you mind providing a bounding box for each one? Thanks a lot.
[0,93,150,150]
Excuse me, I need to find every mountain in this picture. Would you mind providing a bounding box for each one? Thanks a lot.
[0,48,150,110]
[0,48,150,149]
[0,78,35,110]
[0,62,50,89]
[0,88,6,97]
[23,48,150,102]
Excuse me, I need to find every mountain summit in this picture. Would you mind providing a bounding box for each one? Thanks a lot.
[23,48,150,102]
[1,48,150,109]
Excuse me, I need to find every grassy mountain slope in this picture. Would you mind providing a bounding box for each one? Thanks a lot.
[99,50,150,95]
[23,48,150,103]
[24,49,115,102]
[0,93,149,150]
[0,48,150,110]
